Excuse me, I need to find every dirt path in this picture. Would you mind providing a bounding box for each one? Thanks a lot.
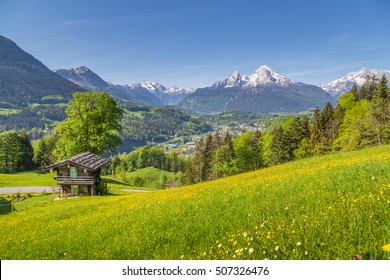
[120,189,150,193]
[0,187,59,194]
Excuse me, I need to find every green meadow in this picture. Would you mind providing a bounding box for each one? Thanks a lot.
[0,145,389,260]
[0,171,56,187]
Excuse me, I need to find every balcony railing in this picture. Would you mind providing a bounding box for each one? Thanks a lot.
[55,176,95,185]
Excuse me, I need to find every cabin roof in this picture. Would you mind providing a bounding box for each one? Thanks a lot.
[47,152,110,171]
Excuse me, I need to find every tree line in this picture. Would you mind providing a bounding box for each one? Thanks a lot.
[107,146,187,177]
[0,131,35,173]
[0,75,388,180]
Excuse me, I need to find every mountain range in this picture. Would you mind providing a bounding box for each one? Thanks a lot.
[177,66,335,113]
[1,34,388,114]
[54,67,193,106]
[320,68,390,97]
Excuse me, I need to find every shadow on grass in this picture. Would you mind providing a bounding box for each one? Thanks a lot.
[0,199,12,215]
[104,177,129,186]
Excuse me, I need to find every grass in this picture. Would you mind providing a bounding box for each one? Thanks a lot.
[121,108,144,119]
[0,145,389,260]
[0,171,56,187]
[13,194,58,212]
[111,167,175,189]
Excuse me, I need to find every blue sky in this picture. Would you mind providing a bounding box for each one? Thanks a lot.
[1,0,389,88]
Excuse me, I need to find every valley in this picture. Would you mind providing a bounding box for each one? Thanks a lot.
[1,33,390,262]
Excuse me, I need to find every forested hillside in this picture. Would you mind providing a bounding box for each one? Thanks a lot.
[0,35,85,106]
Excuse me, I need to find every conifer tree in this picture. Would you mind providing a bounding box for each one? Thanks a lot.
[202,133,214,181]
[269,126,289,165]
[0,131,22,173]
[17,131,35,171]
[374,75,389,100]
[310,107,322,154]
[251,130,263,169]
[214,130,238,177]
[192,137,204,183]
[320,102,335,153]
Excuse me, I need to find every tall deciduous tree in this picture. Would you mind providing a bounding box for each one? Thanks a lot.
[55,92,123,159]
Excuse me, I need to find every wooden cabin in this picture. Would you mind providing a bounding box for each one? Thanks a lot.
[48,152,110,197]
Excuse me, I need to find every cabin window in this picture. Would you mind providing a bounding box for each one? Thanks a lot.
[70,166,78,179]
[71,185,79,196]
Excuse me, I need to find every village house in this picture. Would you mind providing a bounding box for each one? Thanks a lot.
[47,152,110,197]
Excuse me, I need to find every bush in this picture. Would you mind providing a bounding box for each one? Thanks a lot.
[96,180,108,195]
[132,176,145,187]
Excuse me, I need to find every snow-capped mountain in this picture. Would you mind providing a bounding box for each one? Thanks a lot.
[178,65,335,114]
[212,71,245,88]
[127,81,193,95]
[125,81,193,105]
[53,66,110,91]
[54,67,192,105]
[212,65,295,89]
[320,68,390,97]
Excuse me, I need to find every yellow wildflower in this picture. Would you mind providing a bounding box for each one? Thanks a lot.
[383,244,390,252]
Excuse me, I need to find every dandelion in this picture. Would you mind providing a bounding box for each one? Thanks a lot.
[249,248,254,254]
[383,244,390,252]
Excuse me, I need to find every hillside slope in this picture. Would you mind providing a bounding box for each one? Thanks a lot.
[0,35,85,106]
[0,145,389,260]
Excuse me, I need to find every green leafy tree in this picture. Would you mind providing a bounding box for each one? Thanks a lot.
[234,132,252,172]
[108,155,121,175]
[283,116,310,160]
[55,92,123,159]
[333,98,371,151]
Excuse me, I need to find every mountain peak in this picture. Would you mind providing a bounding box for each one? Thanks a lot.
[53,66,109,90]
[212,70,243,88]
[320,67,390,96]
[248,65,293,87]
[73,66,90,74]
[213,65,295,89]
